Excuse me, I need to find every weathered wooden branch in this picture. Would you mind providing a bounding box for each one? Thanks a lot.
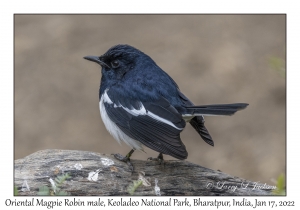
[14,149,273,196]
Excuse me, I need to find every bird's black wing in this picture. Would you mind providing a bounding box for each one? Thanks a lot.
[103,89,188,160]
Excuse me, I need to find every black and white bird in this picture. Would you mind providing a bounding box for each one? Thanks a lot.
[84,44,248,169]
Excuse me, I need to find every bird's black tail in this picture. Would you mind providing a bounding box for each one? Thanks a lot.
[187,103,248,147]
[184,103,248,116]
[190,116,214,146]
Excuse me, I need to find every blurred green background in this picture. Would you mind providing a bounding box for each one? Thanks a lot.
[14,15,285,184]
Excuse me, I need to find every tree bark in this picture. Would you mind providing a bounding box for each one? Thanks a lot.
[14,149,273,196]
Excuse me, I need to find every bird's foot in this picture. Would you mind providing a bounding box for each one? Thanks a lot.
[147,153,164,165]
[113,153,134,171]
[112,149,135,171]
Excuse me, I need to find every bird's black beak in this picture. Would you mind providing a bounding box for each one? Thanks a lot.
[83,55,110,68]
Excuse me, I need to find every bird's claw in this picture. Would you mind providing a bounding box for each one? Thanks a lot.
[147,153,164,165]
[112,153,134,171]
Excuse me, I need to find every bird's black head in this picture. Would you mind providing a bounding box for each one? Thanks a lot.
[84,44,151,80]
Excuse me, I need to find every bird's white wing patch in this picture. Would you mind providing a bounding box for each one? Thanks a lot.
[103,90,182,130]
[100,89,183,150]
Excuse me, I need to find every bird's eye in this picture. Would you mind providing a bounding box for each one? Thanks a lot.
[111,60,120,68]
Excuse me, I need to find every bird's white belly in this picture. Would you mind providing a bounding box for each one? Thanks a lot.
[99,95,143,151]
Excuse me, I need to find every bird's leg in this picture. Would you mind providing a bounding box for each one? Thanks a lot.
[113,149,135,171]
[147,153,164,165]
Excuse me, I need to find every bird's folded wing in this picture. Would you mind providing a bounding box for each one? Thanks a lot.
[104,90,188,159]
